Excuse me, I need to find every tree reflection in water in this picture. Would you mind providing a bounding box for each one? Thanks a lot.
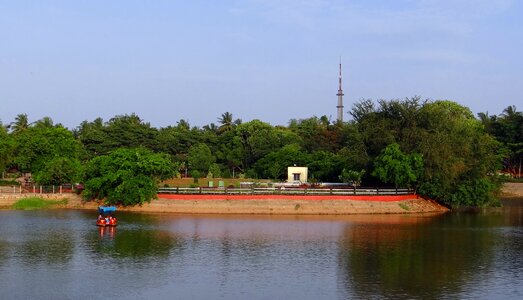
[19,231,74,266]
[0,241,7,267]
[338,213,498,299]
[85,212,183,262]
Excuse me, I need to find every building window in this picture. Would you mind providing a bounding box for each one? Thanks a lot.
[293,173,301,181]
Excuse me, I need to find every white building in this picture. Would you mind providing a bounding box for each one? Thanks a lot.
[287,166,308,183]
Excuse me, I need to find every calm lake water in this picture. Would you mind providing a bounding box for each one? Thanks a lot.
[1,200,522,300]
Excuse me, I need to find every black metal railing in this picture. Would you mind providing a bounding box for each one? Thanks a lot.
[157,187,415,196]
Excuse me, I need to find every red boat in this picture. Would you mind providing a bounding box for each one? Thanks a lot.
[96,217,117,227]
[96,206,117,227]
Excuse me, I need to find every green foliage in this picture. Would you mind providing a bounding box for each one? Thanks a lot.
[0,124,15,172]
[83,147,177,206]
[10,114,29,134]
[76,114,159,158]
[372,143,423,188]
[0,179,19,185]
[450,178,501,207]
[235,120,291,168]
[33,157,83,185]
[288,116,340,152]
[307,151,339,182]
[188,143,216,174]
[217,112,241,134]
[415,101,503,206]
[339,169,366,186]
[13,124,82,174]
[190,170,201,180]
[479,106,523,178]
[207,163,222,178]
[4,98,510,208]
[253,144,308,179]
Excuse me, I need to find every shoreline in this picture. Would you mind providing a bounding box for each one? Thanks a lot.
[1,193,449,215]
[8,181,521,214]
[500,182,523,198]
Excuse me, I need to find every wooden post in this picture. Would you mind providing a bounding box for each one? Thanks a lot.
[60,185,62,194]
[40,186,42,194]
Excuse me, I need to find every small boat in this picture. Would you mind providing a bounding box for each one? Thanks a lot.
[96,206,117,227]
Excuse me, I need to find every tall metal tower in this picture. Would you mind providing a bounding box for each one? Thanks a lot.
[336,59,344,123]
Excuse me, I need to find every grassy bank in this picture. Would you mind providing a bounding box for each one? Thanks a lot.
[11,197,68,210]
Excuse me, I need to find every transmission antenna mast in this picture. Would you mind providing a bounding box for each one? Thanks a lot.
[336,59,344,123]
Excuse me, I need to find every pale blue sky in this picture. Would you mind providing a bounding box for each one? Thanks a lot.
[1,0,521,128]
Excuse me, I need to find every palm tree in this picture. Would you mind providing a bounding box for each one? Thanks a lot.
[502,105,522,119]
[477,112,494,131]
[218,112,234,133]
[34,116,54,128]
[10,114,29,134]
[203,123,218,133]
[177,119,190,131]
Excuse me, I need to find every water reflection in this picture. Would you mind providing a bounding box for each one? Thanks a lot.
[0,240,7,267]
[338,213,500,299]
[19,231,74,265]
[84,213,182,261]
[98,225,116,240]
[0,203,522,299]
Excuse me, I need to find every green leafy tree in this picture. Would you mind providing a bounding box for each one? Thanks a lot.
[103,114,159,151]
[76,114,159,157]
[216,133,245,178]
[480,106,523,178]
[339,169,366,186]
[0,123,15,172]
[33,157,83,185]
[253,144,309,179]
[74,118,108,159]
[307,151,339,182]
[236,120,280,169]
[207,163,222,178]
[188,143,216,175]
[156,125,200,158]
[417,101,503,206]
[372,143,423,188]
[83,147,177,206]
[288,116,341,152]
[13,125,82,175]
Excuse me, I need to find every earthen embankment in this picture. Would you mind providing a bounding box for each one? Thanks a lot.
[0,192,448,214]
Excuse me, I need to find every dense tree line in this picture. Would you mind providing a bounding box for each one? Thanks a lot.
[1,97,520,207]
